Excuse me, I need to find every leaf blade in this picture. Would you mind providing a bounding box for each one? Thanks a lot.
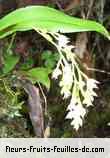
[25,67,52,89]
[0,6,109,39]
[3,52,19,74]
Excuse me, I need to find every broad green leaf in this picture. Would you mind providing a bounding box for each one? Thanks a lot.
[25,67,52,89]
[3,51,20,74]
[0,6,109,39]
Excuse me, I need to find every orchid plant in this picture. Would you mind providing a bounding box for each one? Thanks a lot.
[38,31,99,130]
[0,6,109,131]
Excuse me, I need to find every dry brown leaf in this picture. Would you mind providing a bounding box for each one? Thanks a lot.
[23,81,44,137]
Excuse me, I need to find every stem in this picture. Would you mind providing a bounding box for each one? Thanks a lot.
[7,33,16,53]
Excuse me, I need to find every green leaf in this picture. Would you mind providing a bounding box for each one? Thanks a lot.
[20,57,34,70]
[3,51,20,74]
[25,67,52,89]
[42,51,59,68]
[0,6,109,39]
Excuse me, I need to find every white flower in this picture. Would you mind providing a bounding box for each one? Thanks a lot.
[57,34,69,48]
[59,64,73,98]
[52,68,62,79]
[61,65,73,85]
[87,78,99,89]
[83,94,94,106]
[71,117,83,130]
[107,122,110,126]
[66,98,86,130]
[67,97,78,110]
[83,78,99,107]
[60,87,71,98]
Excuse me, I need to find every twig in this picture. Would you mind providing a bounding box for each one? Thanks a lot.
[38,83,48,115]
[86,0,95,19]
[85,66,110,75]
[7,33,16,53]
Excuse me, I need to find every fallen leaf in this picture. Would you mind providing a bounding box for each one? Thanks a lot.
[23,81,44,137]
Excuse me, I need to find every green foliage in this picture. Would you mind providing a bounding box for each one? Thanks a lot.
[0,5,109,90]
[3,50,19,74]
[20,57,34,70]
[0,79,23,118]
[42,51,59,69]
[0,5,110,131]
[0,6,109,39]
[25,67,52,89]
